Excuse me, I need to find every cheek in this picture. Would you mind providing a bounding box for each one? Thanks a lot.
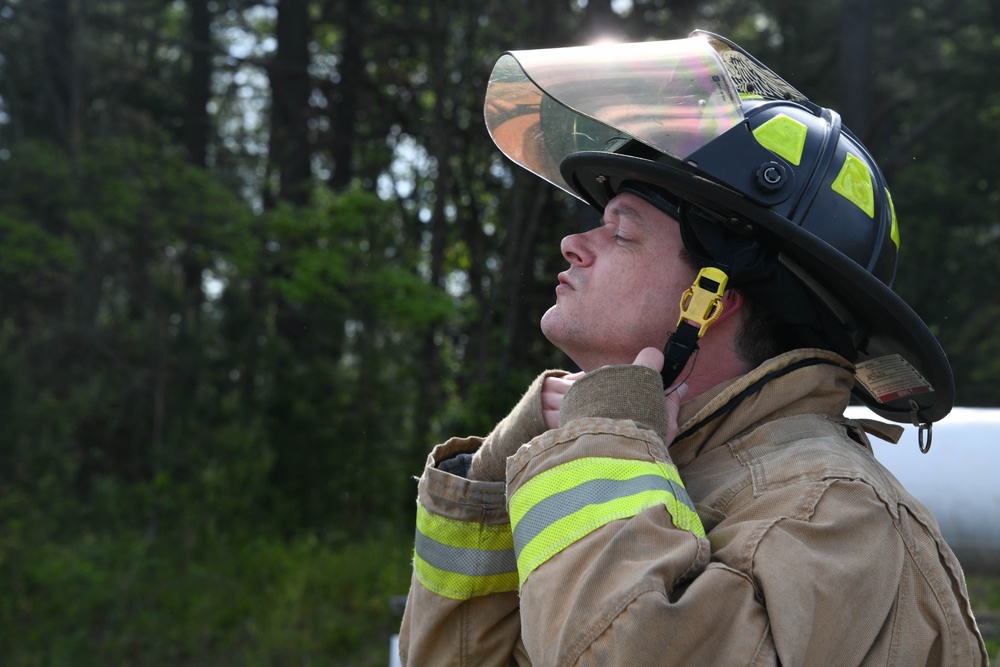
[618,278,677,335]
[639,291,678,337]
[631,261,679,303]
[632,265,691,330]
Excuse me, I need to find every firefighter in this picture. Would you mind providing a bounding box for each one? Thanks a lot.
[399,31,988,665]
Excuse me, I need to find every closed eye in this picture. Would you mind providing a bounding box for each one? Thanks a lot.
[608,223,634,243]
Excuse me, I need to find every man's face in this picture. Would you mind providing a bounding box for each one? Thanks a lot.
[541,191,697,371]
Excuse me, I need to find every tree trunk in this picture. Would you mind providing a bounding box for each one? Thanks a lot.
[268,0,313,206]
[43,0,83,154]
[185,0,213,168]
[330,0,364,191]
[413,0,451,446]
[838,0,874,138]
[580,0,617,41]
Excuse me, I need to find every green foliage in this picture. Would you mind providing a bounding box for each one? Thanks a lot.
[0,530,412,666]
[966,575,1000,661]
[267,188,454,327]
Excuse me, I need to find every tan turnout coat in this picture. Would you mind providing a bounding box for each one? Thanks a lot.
[400,349,988,666]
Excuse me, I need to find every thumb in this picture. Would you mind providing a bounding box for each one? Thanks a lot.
[632,346,664,372]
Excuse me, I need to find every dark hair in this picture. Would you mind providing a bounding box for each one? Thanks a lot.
[734,297,792,368]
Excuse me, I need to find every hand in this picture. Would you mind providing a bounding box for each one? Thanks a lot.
[632,347,688,444]
[469,369,570,481]
[541,371,585,430]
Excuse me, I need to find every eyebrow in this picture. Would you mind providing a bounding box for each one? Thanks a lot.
[603,200,646,227]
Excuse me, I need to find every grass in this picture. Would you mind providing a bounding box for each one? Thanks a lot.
[967,574,1000,662]
[0,531,413,666]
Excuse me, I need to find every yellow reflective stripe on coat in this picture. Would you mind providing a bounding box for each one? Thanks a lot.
[413,504,518,600]
[509,457,705,587]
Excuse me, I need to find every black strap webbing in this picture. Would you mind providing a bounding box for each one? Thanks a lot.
[661,322,700,388]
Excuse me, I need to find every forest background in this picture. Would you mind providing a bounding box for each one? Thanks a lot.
[1,0,999,664]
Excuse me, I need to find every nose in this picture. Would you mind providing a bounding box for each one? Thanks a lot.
[561,230,595,267]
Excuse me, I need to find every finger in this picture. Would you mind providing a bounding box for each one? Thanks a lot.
[541,388,568,410]
[663,382,688,443]
[544,373,581,399]
[665,381,689,400]
[548,376,575,394]
[632,346,665,372]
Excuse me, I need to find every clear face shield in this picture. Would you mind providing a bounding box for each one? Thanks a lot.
[484,32,808,197]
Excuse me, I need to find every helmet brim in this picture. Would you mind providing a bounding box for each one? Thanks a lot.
[561,150,954,424]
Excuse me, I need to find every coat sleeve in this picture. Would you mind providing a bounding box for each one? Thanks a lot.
[398,370,567,666]
[398,436,526,666]
[505,364,781,665]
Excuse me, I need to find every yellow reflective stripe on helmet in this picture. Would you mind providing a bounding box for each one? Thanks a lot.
[752,113,808,166]
[509,457,705,587]
[414,504,517,600]
[885,187,900,249]
[832,152,875,218]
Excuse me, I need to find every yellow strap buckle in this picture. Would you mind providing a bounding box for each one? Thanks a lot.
[677,267,729,338]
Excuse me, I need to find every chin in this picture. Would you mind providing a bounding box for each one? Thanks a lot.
[539,307,561,341]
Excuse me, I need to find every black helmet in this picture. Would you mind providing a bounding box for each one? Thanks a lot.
[484,31,953,426]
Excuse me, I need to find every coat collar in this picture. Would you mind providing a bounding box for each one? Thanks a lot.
[670,349,856,468]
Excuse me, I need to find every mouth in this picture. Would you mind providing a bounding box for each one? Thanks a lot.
[556,272,574,291]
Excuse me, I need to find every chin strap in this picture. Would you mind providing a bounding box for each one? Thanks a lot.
[661,231,754,388]
[661,266,730,387]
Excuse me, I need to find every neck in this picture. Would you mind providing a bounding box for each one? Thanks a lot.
[671,319,752,399]
[566,326,751,397]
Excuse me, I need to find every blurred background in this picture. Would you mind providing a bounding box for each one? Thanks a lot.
[0,0,998,664]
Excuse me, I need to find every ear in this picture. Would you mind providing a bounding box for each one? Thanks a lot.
[715,289,744,325]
